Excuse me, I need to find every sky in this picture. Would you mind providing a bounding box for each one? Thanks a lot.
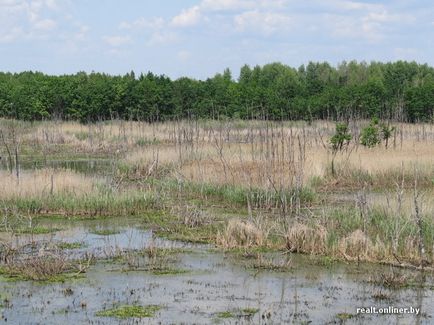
[0,0,433,79]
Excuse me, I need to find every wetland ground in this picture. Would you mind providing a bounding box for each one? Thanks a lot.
[1,217,433,324]
[0,118,433,323]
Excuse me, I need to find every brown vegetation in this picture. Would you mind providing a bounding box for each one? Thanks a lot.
[285,223,328,255]
[217,219,265,248]
[1,118,433,267]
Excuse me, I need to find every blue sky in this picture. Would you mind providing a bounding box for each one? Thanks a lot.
[0,0,433,79]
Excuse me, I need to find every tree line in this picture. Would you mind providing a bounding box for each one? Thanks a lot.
[0,60,433,122]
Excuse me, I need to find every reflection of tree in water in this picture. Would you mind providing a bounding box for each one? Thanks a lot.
[415,272,425,325]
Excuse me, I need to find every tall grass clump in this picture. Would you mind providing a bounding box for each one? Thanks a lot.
[156,179,315,211]
[288,204,434,266]
[0,168,163,216]
[217,219,265,248]
[285,223,328,255]
[0,168,95,200]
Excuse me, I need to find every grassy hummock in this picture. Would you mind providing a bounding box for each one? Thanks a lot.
[96,305,161,318]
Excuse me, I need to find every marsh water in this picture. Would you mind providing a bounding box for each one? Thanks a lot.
[1,161,433,324]
[0,157,114,175]
[0,217,433,325]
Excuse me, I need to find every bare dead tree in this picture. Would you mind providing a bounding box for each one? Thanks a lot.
[0,129,13,174]
[413,167,429,267]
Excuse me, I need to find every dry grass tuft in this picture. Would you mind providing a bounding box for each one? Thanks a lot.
[403,237,424,264]
[338,230,370,260]
[338,230,387,261]
[285,223,327,255]
[125,145,181,167]
[0,168,98,200]
[0,253,83,281]
[171,205,211,228]
[217,219,264,248]
[250,254,292,271]
[370,271,410,289]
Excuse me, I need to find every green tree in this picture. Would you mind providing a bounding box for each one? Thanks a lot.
[360,118,381,148]
[380,122,395,149]
[330,122,352,152]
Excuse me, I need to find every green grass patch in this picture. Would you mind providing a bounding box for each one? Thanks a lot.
[140,247,192,258]
[0,267,84,283]
[241,308,259,316]
[4,190,163,218]
[146,210,222,244]
[56,242,85,250]
[307,255,337,268]
[15,226,61,234]
[216,308,259,319]
[336,313,356,320]
[90,229,121,236]
[216,311,234,318]
[225,246,282,257]
[156,224,219,244]
[142,178,315,210]
[150,268,188,276]
[96,305,161,318]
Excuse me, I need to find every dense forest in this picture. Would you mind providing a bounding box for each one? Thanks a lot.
[0,61,433,122]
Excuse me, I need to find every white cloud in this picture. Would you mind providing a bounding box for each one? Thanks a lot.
[234,10,292,34]
[0,26,23,43]
[326,13,383,42]
[73,24,89,41]
[147,31,178,45]
[164,0,291,32]
[118,14,180,46]
[177,50,191,61]
[103,35,132,47]
[33,18,56,30]
[0,0,61,41]
[394,47,419,59]
[330,0,384,12]
[171,5,202,27]
[364,10,414,24]
[43,0,58,10]
[119,17,165,30]
[200,0,287,11]
[321,2,415,43]
[200,0,252,11]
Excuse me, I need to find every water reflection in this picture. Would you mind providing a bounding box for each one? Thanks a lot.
[0,158,114,175]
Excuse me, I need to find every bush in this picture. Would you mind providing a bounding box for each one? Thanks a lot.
[380,122,395,149]
[330,122,352,152]
[360,119,380,148]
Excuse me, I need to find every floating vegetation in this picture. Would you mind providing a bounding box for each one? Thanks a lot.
[241,308,259,317]
[336,312,355,320]
[96,305,161,318]
[56,242,85,250]
[216,311,234,318]
[150,268,188,276]
[249,255,292,272]
[90,229,121,236]
[369,271,412,289]
[216,308,259,319]
[16,226,61,235]
[0,250,90,282]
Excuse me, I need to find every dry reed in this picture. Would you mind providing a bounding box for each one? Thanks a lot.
[285,223,328,255]
[0,168,98,200]
[217,219,264,248]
